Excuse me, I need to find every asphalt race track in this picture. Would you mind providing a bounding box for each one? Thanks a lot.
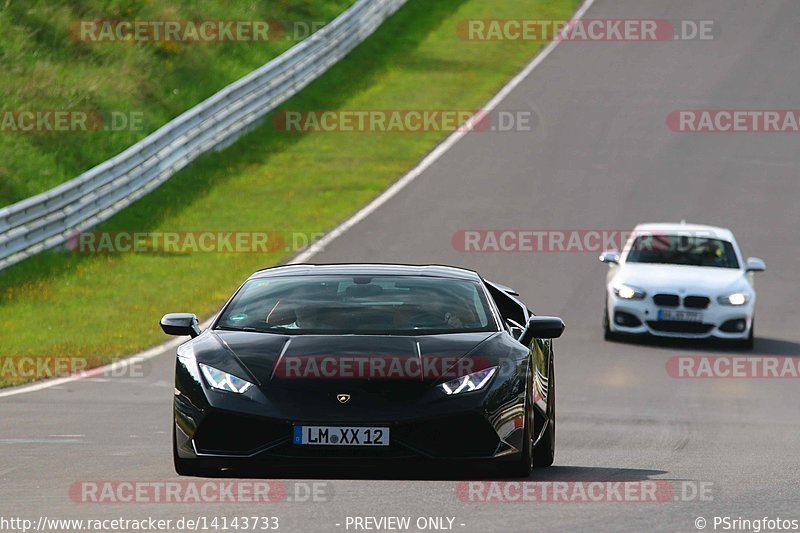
[2,1,799,532]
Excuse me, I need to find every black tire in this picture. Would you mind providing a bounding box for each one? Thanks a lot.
[498,370,534,478]
[603,305,618,341]
[173,425,216,477]
[533,355,555,467]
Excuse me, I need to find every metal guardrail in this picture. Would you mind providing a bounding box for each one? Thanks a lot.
[0,0,407,271]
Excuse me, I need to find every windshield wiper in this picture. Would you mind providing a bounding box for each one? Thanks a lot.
[215,325,269,333]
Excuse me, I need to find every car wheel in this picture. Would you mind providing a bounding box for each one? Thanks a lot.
[173,424,215,477]
[533,355,555,467]
[498,369,534,478]
[603,305,618,341]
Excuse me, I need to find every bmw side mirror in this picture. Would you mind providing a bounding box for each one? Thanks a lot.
[746,257,765,272]
[161,313,202,338]
[518,316,565,346]
[599,250,620,264]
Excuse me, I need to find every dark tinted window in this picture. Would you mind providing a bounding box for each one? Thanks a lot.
[626,236,739,269]
[216,276,496,335]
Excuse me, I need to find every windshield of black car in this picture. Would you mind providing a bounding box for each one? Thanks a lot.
[625,235,740,269]
[215,275,497,335]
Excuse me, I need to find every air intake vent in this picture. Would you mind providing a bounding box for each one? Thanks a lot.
[653,294,680,307]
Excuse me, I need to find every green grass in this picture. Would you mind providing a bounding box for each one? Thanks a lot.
[0,0,579,387]
[0,0,354,205]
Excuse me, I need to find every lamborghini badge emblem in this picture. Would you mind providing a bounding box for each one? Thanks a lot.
[336,393,350,404]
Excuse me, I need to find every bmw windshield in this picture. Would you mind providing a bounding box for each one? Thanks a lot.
[625,235,740,269]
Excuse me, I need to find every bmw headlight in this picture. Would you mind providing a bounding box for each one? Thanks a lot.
[717,292,750,306]
[440,367,497,395]
[612,283,647,300]
[199,363,254,393]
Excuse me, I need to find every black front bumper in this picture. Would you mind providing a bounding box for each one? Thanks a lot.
[174,350,530,467]
[178,407,511,463]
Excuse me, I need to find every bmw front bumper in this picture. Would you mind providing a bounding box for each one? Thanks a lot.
[607,292,754,340]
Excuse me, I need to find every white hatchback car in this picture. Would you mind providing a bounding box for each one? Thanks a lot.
[599,223,765,349]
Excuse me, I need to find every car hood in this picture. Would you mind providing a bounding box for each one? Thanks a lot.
[614,263,748,293]
[191,330,509,390]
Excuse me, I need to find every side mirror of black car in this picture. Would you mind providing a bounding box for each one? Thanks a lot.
[506,319,525,340]
[518,316,565,346]
[160,313,202,338]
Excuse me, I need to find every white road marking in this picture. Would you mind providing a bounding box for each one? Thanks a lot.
[0,335,184,399]
[290,0,598,264]
[0,438,82,444]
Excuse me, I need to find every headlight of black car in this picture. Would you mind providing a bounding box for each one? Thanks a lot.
[440,367,498,395]
[199,363,254,393]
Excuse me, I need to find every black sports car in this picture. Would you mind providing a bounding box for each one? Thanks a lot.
[161,264,564,477]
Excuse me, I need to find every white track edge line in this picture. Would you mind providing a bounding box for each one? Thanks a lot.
[291,0,597,264]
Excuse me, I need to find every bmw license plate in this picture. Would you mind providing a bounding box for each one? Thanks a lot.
[293,426,390,446]
[657,310,703,322]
